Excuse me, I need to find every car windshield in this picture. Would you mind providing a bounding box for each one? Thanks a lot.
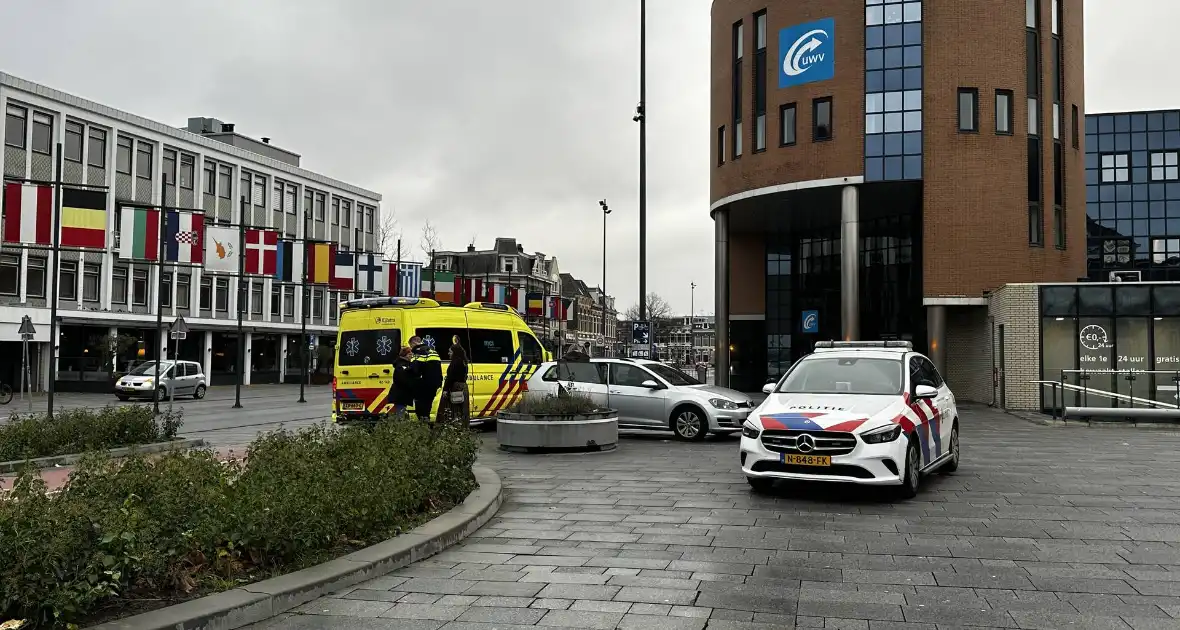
[645,363,700,386]
[777,356,903,395]
[128,361,173,377]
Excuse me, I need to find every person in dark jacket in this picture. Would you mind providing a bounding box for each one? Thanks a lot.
[438,338,470,424]
[390,346,416,415]
[410,338,443,421]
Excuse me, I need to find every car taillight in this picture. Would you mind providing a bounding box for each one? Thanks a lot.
[520,380,529,392]
[331,377,337,396]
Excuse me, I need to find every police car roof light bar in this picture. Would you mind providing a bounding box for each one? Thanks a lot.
[814,340,913,350]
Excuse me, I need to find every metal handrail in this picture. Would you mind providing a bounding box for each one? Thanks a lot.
[1035,368,1180,419]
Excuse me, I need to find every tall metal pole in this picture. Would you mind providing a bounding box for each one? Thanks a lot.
[233,196,246,409]
[690,282,696,365]
[600,199,610,358]
[395,238,402,297]
[638,0,647,322]
[153,175,168,414]
[47,145,63,418]
[298,204,309,404]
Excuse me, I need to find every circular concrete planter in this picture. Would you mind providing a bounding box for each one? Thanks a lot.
[496,409,619,453]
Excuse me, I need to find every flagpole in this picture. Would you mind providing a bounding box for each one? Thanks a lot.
[233,196,246,409]
[298,212,309,404]
[395,238,402,297]
[429,249,436,300]
[152,175,168,415]
[46,144,63,419]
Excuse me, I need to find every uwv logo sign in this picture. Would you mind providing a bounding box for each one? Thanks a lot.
[779,18,835,89]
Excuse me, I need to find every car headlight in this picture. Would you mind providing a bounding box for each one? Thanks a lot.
[710,398,739,410]
[861,424,902,444]
[741,422,760,439]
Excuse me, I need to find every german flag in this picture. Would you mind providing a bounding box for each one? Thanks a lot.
[60,188,107,249]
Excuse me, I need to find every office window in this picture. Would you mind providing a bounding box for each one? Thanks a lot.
[1026,0,1039,28]
[957,89,978,132]
[813,97,832,141]
[4,105,26,149]
[132,269,149,305]
[283,286,295,316]
[136,142,153,179]
[342,200,351,228]
[162,149,177,186]
[273,182,283,213]
[113,267,128,304]
[203,161,216,195]
[1029,203,1043,246]
[177,274,190,309]
[0,255,18,295]
[31,112,52,155]
[1053,141,1064,249]
[200,277,212,310]
[314,192,326,221]
[752,10,767,153]
[329,292,338,324]
[65,121,84,162]
[27,258,47,298]
[311,288,323,319]
[218,165,232,199]
[60,261,78,301]
[215,278,229,312]
[716,126,725,166]
[995,90,1013,134]
[179,154,194,189]
[82,263,100,302]
[1151,152,1179,181]
[1051,0,1060,34]
[1101,153,1129,183]
[251,281,264,315]
[1029,139,1043,246]
[87,128,106,168]
[253,174,266,206]
[732,19,743,159]
[286,184,297,216]
[161,272,172,308]
[365,206,374,233]
[780,103,796,146]
[302,190,313,221]
[332,198,340,225]
[116,137,133,174]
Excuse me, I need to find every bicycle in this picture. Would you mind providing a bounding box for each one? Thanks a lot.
[0,382,13,405]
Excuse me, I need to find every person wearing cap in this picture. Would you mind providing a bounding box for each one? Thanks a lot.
[409,336,443,421]
[390,345,416,415]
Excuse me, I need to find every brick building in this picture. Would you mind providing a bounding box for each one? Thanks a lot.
[710,0,1086,394]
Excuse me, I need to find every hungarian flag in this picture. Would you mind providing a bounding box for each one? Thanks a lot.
[306,242,334,284]
[2,182,52,245]
[60,188,107,249]
[275,239,304,283]
[245,228,278,275]
[118,206,160,260]
[164,210,204,263]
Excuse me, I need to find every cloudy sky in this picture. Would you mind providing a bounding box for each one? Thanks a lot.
[0,0,1171,315]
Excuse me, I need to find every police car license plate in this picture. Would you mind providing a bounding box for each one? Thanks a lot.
[782,453,831,466]
[341,402,365,412]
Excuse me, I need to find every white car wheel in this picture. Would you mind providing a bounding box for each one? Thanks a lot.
[941,424,960,473]
[898,436,921,499]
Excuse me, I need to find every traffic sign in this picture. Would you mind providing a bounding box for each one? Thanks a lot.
[17,315,35,341]
[596,334,606,346]
[631,321,650,345]
[630,344,650,359]
[170,331,187,340]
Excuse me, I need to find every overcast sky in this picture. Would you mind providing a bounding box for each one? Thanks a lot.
[0,0,1171,316]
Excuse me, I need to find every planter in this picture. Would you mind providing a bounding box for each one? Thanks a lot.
[496,409,619,453]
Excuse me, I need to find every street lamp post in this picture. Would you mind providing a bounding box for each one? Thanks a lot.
[634,0,647,322]
[690,282,696,364]
[599,199,610,358]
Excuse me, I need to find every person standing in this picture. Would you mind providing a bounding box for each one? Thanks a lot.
[391,345,416,416]
[410,337,443,421]
[438,337,469,424]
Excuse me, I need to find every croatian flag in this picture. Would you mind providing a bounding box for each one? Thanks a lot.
[165,211,204,264]
[332,251,355,290]
[356,253,383,292]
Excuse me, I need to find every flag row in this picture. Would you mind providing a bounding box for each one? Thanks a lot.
[419,273,574,320]
[4,181,106,249]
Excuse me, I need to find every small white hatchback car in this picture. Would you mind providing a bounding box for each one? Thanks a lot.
[741,340,960,498]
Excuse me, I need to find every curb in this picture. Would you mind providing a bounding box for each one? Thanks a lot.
[89,465,503,630]
[0,439,207,474]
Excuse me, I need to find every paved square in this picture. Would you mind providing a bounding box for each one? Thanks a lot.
[251,405,1180,629]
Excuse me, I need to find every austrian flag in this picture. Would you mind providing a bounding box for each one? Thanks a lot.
[245,228,278,275]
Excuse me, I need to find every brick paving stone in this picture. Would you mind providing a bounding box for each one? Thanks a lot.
[537,609,625,629]
[455,606,546,624]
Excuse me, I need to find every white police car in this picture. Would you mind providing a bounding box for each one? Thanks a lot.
[740,341,959,499]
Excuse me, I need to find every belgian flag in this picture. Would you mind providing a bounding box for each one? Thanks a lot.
[60,187,107,249]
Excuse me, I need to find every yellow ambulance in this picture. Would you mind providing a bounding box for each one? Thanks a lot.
[331,296,553,424]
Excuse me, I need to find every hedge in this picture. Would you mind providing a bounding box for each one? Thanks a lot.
[0,417,479,628]
[0,406,183,463]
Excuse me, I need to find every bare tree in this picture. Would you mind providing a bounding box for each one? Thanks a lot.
[624,293,673,322]
[420,220,442,262]
[374,213,404,260]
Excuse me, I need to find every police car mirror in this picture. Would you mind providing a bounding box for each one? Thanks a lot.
[914,384,938,399]
[762,383,775,394]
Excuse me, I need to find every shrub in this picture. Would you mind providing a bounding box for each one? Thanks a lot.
[0,406,183,463]
[508,391,603,416]
[0,418,478,628]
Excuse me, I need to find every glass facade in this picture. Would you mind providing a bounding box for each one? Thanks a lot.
[864,0,923,182]
[1085,110,1180,281]
[1040,284,1180,410]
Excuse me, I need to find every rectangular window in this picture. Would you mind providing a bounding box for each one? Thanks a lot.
[780,103,796,146]
[200,277,212,310]
[215,278,229,312]
[716,126,725,166]
[1051,0,1060,34]
[286,184,298,216]
[179,154,194,189]
[162,149,177,186]
[27,258,47,298]
[813,97,833,141]
[273,182,283,213]
[4,105,26,149]
[177,274,190,309]
[332,198,340,225]
[365,206,374,233]
[752,10,767,153]
[113,267,128,304]
[342,200,351,228]
[1029,203,1043,246]
[132,269,149,305]
[116,137,133,174]
[733,20,743,61]
[1053,206,1064,249]
[732,20,743,159]
[1026,0,1039,29]
[253,174,266,206]
[469,329,514,364]
[283,285,295,316]
[87,128,106,168]
[0,255,19,295]
[251,282,263,315]
[136,142,153,180]
[203,161,216,195]
[315,192,326,221]
[311,288,323,319]
[59,260,78,301]
[82,263,100,302]
[218,165,232,199]
[161,272,172,308]
[1028,98,1039,136]
[31,112,52,155]
[65,121,84,162]
[958,88,979,132]
[995,90,1013,135]
[1053,141,1064,249]
[1101,153,1130,182]
[1150,152,1179,181]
